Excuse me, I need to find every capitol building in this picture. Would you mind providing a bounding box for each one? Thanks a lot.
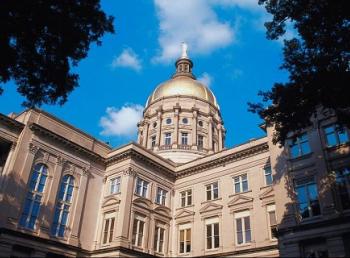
[0,47,350,257]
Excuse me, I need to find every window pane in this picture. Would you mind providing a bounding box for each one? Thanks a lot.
[188,195,192,206]
[301,141,311,155]
[338,128,349,144]
[308,183,318,201]
[296,186,308,203]
[290,145,299,158]
[206,225,211,238]
[235,182,240,193]
[326,133,337,146]
[242,180,248,192]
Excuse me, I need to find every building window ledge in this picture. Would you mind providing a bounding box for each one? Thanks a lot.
[201,197,222,205]
[288,152,313,162]
[229,190,252,198]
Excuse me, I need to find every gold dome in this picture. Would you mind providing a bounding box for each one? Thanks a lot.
[146,76,218,108]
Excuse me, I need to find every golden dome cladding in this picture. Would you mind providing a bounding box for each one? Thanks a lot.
[146,76,218,108]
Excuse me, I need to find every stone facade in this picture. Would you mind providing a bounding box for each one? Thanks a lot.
[0,53,349,257]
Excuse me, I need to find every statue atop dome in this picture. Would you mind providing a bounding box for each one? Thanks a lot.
[181,42,188,58]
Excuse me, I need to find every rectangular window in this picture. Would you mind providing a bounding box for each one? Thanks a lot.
[235,211,251,245]
[206,218,219,250]
[234,174,248,193]
[181,132,188,145]
[135,178,149,198]
[180,190,192,207]
[179,225,191,254]
[206,182,218,201]
[102,214,115,244]
[132,217,145,247]
[154,226,165,253]
[335,167,350,210]
[20,164,48,230]
[198,135,204,149]
[165,133,172,146]
[151,136,156,148]
[324,124,349,147]
[267,204,277,239]
[288,133,311,158]
[264,167,273,186]
[110,177,121,194]
[295,178,321,218]
[156,187,167,206]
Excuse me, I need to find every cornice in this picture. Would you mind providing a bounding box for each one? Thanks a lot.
[175,142,269,178]
[0,113,25,132]
[106,148,176,180]
[29,123,105,163]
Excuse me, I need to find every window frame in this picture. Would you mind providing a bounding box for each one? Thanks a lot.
[206,182,219,201]
[288,133,311,158]
[135,177,149,198]
[334,167,350,210]
[101,212,116,245]
[197,135,204,149]
[110,176,121,195]
[295,178,321,219]
[19,163,48,230]
[154,225,165,254]
[164,132,172,146]
[181,132,189,145]
[180,189,192,207]
[266,204,277,240]
[264,167,273,186]
[179,224,191,254]
[324,124,349,147]
[156,187,167,206]
[132,216,145,248]
[234,211,252,245]
[205,218,220,250]
[51,174,75,238]
[151,135,156,148]
[234,174,249,194]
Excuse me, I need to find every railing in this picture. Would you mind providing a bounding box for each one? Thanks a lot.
[178,144,191,150]
[159,145,172,150]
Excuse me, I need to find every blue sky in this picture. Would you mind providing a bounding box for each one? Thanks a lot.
[0,0,291,148]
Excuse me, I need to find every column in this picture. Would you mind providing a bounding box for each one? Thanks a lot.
[173,107,180,148]
[208,116,213,153]
[218,124,223,151]
[116,167,137,246]
[143,121,149,148]
[156,110,162,147]
[191,109,198,150]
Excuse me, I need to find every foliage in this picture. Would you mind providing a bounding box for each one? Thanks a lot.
[249,0,350,144]
[0,0,114,107]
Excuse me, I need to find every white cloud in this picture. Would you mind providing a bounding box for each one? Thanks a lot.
[212,0,263,10]
[197,72,213,87]
[100,104,144,137]
[153,0,235,63]
[111,48,142,71]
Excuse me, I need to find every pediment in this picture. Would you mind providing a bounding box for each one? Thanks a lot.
[199,202,223,214]
[259,187,274,200]
[154,205,171,216]
[133,196,152,209]
[227,195,253,207]
[102,196,121,208]
[175,209,195,219]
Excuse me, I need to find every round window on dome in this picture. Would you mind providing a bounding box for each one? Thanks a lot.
[153,122,157,128]
[182,118,188,124]
[166,118,172,125]
[198,121,203,127]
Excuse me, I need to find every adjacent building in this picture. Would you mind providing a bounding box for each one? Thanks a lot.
[0,48,349,257]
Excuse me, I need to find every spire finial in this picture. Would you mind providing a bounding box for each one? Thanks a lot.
[181,42,188,58]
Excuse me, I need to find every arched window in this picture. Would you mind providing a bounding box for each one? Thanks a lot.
[51,174,75,237]
[19,163,48,229]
